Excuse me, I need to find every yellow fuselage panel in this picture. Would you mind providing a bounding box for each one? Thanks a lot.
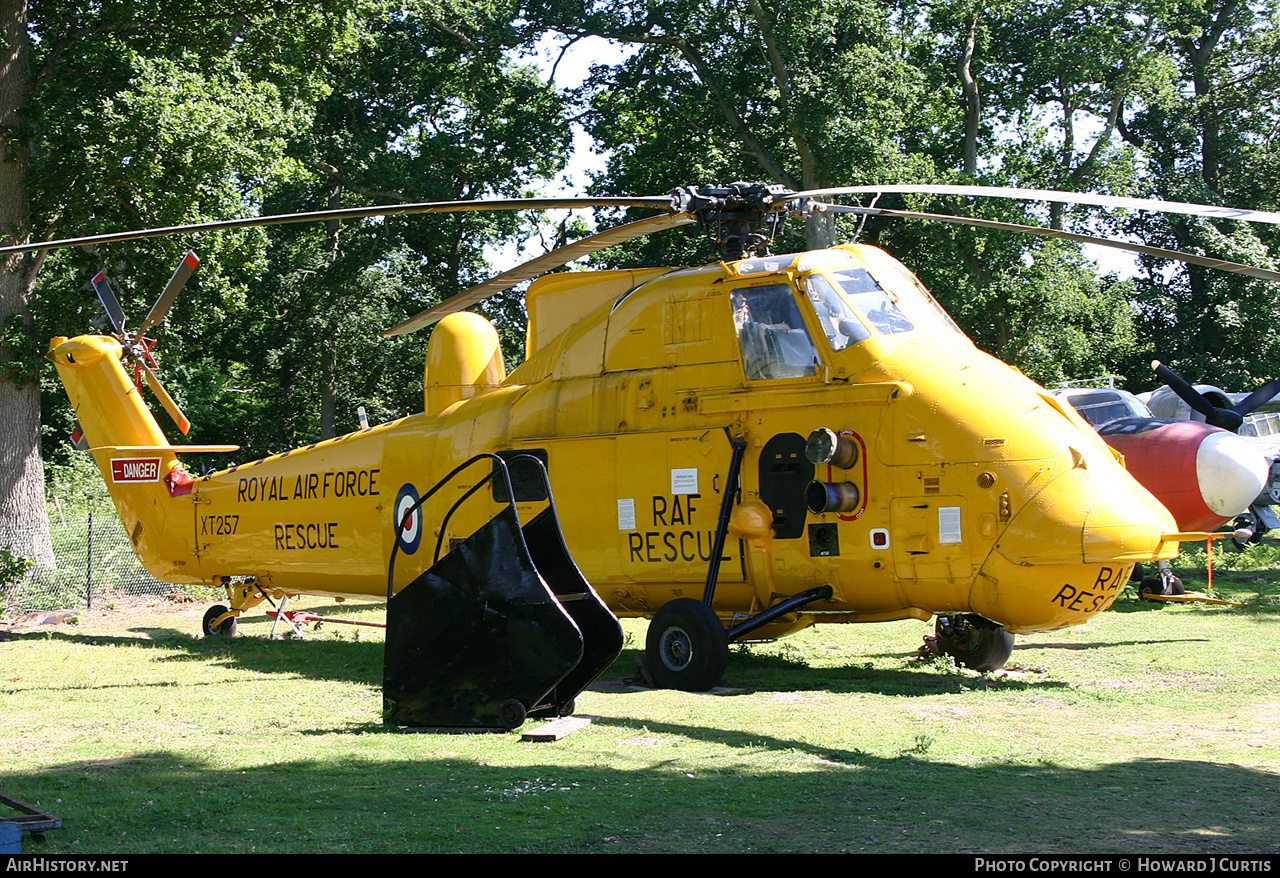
[190,425,396,595]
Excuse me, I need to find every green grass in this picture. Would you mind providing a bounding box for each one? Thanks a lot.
[2,543,1279,854]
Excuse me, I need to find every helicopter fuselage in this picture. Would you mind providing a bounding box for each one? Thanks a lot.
[50,243,1180,639]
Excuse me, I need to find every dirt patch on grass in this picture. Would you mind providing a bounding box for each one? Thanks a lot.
[1088,669,1226,692]
[1,594,205,634]
[1243,702,1280,724]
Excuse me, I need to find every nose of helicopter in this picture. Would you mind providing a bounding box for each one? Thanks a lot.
[969,461,1179,633]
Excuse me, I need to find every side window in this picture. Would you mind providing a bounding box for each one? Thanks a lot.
[731,283,820,380]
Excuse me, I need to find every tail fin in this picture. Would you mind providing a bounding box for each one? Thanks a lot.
[47,335,211,582]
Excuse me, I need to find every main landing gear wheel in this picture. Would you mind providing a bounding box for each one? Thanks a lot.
[645,598,729,691]
[934,614,1014,671]
[202,604,238,637]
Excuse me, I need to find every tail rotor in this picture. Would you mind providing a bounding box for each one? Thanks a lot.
[90,251,200,435]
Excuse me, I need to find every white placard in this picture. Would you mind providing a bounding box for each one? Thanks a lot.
[617,498,636,530]
[671,467,698,495]
[938,506,962,544]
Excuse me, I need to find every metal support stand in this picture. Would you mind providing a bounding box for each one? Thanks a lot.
[702,435,747,606]
[257,588,305,639]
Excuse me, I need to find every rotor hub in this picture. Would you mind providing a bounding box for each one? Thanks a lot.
[670,181,800,260]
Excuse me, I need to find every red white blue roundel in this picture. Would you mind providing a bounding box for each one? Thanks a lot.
[394,483,423,555]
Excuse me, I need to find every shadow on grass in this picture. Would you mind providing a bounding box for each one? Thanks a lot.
[8,740,1279,854]
[7,626,387,687]
[10,625,1070,703]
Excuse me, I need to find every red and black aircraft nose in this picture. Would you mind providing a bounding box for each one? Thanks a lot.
[1099,418,1268,533]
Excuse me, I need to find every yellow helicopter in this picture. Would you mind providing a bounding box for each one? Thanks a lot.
[22,182,1280,714]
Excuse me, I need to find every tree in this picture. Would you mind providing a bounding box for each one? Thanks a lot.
[1115,0,1280,388]
[0,0,45,562]
[530,0,934,255]
[192,1,570,451]
[3,0,369,565]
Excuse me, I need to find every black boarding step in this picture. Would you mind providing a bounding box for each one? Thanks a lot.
[382,453,622,731]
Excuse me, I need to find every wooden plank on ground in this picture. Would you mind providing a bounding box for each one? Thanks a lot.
[521,715,594,742]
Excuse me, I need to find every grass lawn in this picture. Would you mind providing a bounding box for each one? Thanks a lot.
[2,543,1278,854]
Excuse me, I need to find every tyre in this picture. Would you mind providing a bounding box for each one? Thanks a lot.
[1232,515,1261,551]
[1138,576,1165,598]
[497,699,527,730]
[934,614,1014,671]
[645,598,729,691]
[202,604,238,637]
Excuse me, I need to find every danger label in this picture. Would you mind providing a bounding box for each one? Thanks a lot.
[111,458,161,482]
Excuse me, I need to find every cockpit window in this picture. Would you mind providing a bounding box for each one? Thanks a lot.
[804,275,870,351]
[829,268,914,335]
[1055,389,1152,427]
[731,283,820,380]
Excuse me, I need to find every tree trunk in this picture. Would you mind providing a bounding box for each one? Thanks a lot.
[319,344,336,439]
[804,211,836,250]
[0,0,52,567]
[959,13,981,177]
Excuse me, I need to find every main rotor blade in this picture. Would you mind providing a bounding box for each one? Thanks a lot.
[382,212,696,337]
[91,271,128,335]
[138,251,200,335]
[812,203,1280,283]
[142,365,191,435]
[0,196,676,258]
[796,185,1280,226]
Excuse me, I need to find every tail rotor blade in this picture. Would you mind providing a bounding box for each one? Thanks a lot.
[139,251,199,335]
[142,365,191,435]
[92,271,128,335]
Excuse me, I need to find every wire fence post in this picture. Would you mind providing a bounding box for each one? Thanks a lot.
[85,512,93,610]
[1,513,209,617]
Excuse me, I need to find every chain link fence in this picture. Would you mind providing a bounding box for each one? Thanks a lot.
[1,514,210,615]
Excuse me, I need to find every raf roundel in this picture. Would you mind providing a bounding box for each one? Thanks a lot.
[394,483,423,555]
